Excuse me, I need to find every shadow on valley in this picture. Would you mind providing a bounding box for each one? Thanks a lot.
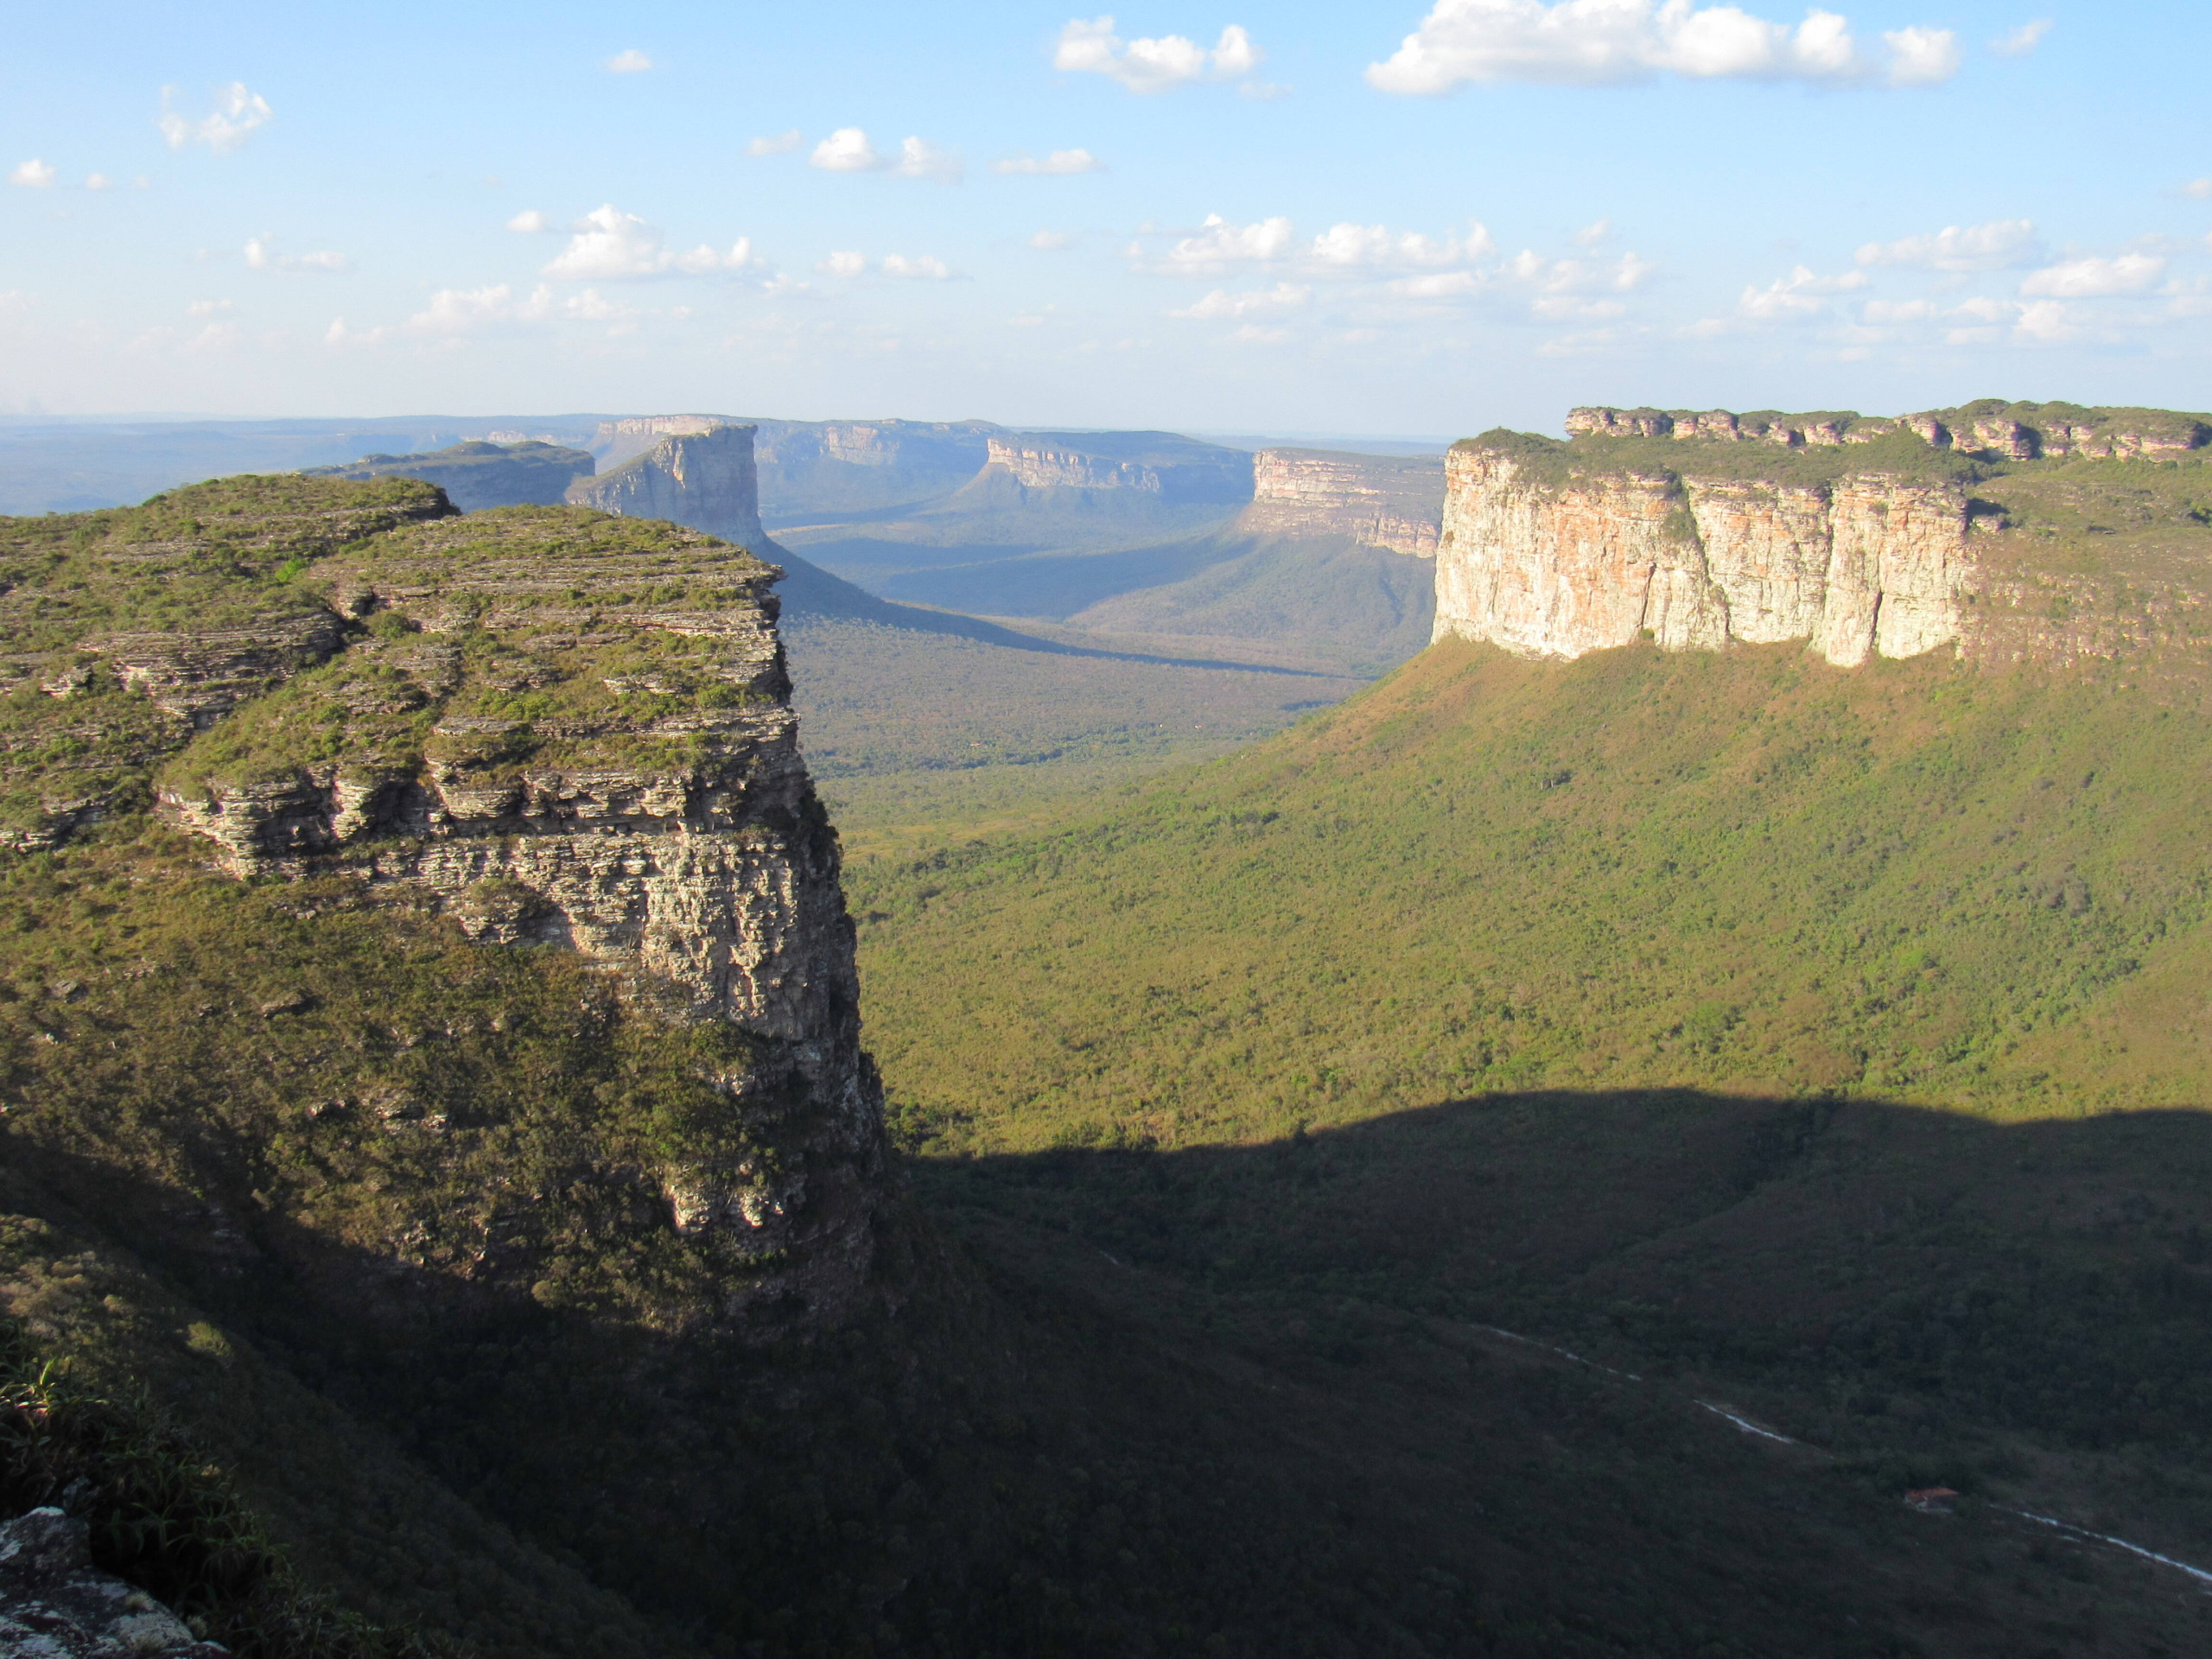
[15,1089,2212,1658]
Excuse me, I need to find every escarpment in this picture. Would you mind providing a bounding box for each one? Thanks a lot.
[1238,448,1442,556]
[566,423,767,547]
[1,474,891,1324]
[982,431,1255,502]
[1436,400,2212,671]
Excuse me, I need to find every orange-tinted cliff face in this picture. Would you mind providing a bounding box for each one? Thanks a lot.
[1238,448,1442,557]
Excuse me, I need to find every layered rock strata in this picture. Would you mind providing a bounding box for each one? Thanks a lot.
[1238,448,1442,556]
[983,432,1255,503]
[1434,429,1971,667]
[566,423,766,547]
[305,441,594,511]
[150,504,886,1302]
[1567,402,2210,459]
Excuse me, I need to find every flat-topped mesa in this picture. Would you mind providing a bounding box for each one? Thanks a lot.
[589,413,726,470]
[983,431,1256,503]
[149,502,884,1301]
[567,423,766,547]
[1239,448,1443,557]
[1566,400,2211,459]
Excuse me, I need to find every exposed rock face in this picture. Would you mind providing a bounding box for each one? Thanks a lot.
[84,613,346,727]
[751,418,1000,518]
[304,441,594,511]
[0,1508,228,1657]
[154,505,887,1309]
[1237,448,1442,556]
[566,424,766,546]
[982,432,1255,503]
[1566,402,2209,459]
[588,414,725,471]
[1433,432,1971,667]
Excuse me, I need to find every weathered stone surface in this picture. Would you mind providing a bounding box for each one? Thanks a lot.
[1567,402,2210,460]
[566,424,766,546]
[1236,448,1443,556]
[84,613,346,727]
[1432,439,1971,667]
[0,1508,229,1658]
[982,433,1255,503]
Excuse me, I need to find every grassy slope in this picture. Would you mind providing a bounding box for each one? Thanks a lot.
[855,639,2212,1153]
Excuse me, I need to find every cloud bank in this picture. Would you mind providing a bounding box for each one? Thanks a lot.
[1366,1,1959,93]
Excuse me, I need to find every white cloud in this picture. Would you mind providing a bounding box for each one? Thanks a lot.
[2012,298,2074,340]
[1306,220,1493,269]
[1990,19,2051,57]
[893,136,963,182]
[1532,295,1625,319]
[1860,297,1936,322]
[9,159,55,188]
[1856,219,2039,272]
[1881,25,1959,86]
[606,48,653,73]
[186,298,233,317]
[747,129,803,156]
[506,209,553,233]
[1573,218,1610,246]
[327,282,639,347]
[818,251,868,277]
[244,236,350,273]
[158,82,273,153]
[810,128,886,171]
[542,204,763,279]
[2019,252,2166,297]
[881,253,952,279]
[1366,1,1958,93]
[2183,178,2212,200]
[1161,213,1296,270]
[1389,270,1481,298]
[1735,263,1867,320]
[1030,230,1076,251]
[1231,323,1290,344]
[1171,281,1310,319]
[83,173,112,191]
[994,148,1103,175]
[1053,16,1266,93]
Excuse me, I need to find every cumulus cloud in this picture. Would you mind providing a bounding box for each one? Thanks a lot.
[994,148,1103,175]
[1856,219,2039,272]
[1053,16,1264,93]
[506,209,554,233]
[1171,282,1310,319]
[1391,270,1482,298]
[1306,220,1494,269]
[881,253,952,278]
[2019,252,2166,297]
[1030,230,1076,250]
[1161,213,1296,270]
[158,82,272,152]
[84,173,112,190]
[244,236,349,273]
[1990,19,2051,57]
[542,204,763,279]
[8,159,54,188]
[1366,1,1959,93]
[893,136,963,182]
[1734,264,1867,319]
[2183,179,2212,200]
[747,129,802,156]
[327,283,638,347]
[810,128,885,171]
[817,251,868,277]
[606,48,653,73]
[806,128,962,181]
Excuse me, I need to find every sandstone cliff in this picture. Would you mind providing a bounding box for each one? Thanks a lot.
[1434,401,2212,670]
[981,431,1253,504]
[566,423,766,548]
[1236,448,1442,557]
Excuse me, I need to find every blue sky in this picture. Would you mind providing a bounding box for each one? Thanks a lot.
[3,1,2207,435]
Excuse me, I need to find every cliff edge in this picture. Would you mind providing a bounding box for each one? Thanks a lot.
[1434,399,2212,671]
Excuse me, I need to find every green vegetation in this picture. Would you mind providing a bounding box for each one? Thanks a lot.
[305,442,594,512]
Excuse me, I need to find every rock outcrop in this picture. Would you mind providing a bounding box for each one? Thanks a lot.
[566,424,766,547]
[1434,422,1971,667]
[0,1508,228,1658]
[982,432,1255,503]
[145,501,886,1311]
[1236,448,1442,556]
[305,441,594,511]
[1565,401,2210,460]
